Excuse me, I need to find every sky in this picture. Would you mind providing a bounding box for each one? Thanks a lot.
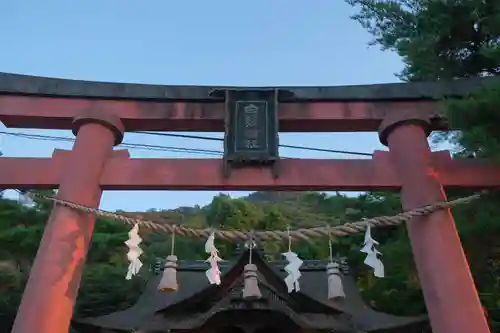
[0,0,413,211]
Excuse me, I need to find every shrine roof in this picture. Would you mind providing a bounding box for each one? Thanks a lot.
[1,72,498,102]
[75,250,426,332]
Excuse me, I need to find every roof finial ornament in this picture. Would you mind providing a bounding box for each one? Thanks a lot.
[242,231,262,300]
[282,225,303,293]
[158,225,179,292]
[244,231,257,264]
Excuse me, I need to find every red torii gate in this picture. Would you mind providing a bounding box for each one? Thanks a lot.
[0,72,496,333]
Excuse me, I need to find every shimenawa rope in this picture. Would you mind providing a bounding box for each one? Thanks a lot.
[22,190,485,242]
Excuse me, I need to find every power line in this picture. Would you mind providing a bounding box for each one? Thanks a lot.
[0,130,373,158]
[134,131,373,157]
[0,131,223,157]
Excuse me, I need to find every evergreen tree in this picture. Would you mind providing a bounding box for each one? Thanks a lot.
[346,0,500,326]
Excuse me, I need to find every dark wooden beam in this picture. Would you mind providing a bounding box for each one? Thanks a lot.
[1,72,498,132]
[1,72,497,101]
[0,95,442,132]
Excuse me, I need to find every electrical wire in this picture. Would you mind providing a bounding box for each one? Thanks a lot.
[0,131,223,157]
[0,130,373,158]
[135,131,373,157]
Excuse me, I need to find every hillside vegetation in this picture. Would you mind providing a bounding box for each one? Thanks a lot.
[0,189,499,331]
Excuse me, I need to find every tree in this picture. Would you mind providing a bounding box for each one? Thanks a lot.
[0,197,148,329]
[205,194,237,228]
[346,0,500,327]
[345,0,500,153]
[346,0,500,81]
[3,186,498,330]
[257,207,288,260]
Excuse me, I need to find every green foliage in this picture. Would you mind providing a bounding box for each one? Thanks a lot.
[0,191,421,330]
[2,2,499,329]
[3,185,500,333]
[2,188,499,330]
[3,2,500,326]
[346,0,500,81]
[443,83,500,159]
[347,0,500,327]
[346,0,500,156]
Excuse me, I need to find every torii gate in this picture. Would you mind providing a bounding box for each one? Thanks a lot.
[1,72,497,333]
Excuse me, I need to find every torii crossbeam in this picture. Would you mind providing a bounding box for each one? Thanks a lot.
[1,72,497,333]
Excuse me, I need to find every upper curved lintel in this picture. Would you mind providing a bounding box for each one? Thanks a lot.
[0,71,499,102]
[0,72,217,101]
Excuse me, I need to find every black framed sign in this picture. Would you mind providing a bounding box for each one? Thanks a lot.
[223,89,279,163]
[234,100,268,153]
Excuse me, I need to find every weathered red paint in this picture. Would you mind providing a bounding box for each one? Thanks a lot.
[10,114,124,333]
[1,150,500,191]
[0,95,441,132]
[0,85,491,333]
[381,118,490,333]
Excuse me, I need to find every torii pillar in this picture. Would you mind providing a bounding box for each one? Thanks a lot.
[10,112,124,333]
[379,115,490,333]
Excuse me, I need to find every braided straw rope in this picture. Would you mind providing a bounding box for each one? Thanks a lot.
[24,191,485,242]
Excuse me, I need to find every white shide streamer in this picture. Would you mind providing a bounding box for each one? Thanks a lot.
[125,224,143,280]
[360,224,384,278]
[204,232,223,285]
[282,251,303,293]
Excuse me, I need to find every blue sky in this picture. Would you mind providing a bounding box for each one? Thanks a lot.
[0,0,409,211]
